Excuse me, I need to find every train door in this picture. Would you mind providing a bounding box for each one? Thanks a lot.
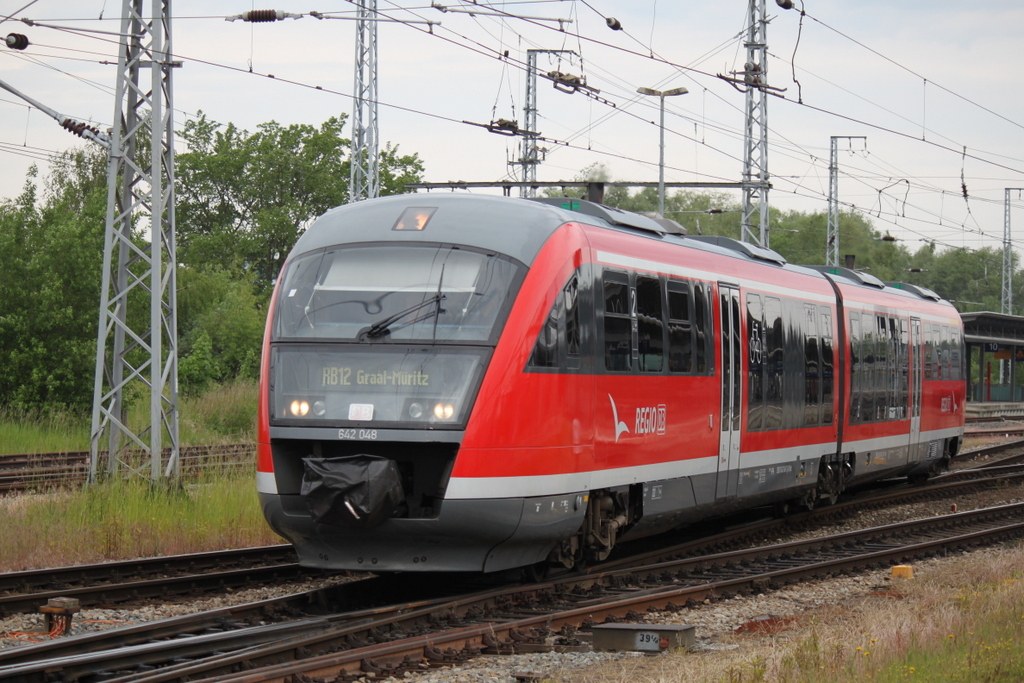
[716,284,742,499]
[909,317,923,461]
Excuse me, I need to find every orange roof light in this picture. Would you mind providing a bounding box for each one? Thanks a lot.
[393,207,437,231]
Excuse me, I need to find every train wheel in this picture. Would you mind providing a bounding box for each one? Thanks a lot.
[907,471,929,485]
[816,455,848,506]
[521,561,550,583]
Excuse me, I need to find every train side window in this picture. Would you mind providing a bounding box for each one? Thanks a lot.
[636,275,664,372]
[820,308,834,425]
[849,312,862,424]
[951,327,963,381]
[527,292,561,368]
[940,325,951,380]
[860,316,875,422]
[564,276,581,369]
[603,271,632,371]
[803,304,820,426]
[746,293,764,431]
[898,318,909,419]
[887,316,899,420]
[875,315,888,421]
[764,296,784,429]
[694,283,711,373]
[731,293,742,431]
[929,324,941,380]
[924,325,935,380]
[667,281,693,373]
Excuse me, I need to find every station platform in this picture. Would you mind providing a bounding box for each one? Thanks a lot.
[966,402,1024,421]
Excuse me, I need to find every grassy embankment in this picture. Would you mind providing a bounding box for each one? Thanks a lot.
[563,545,1024,683]
[0,380,282,572]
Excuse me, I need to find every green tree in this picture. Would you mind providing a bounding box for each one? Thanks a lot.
[177,269,267,395]
[0,148,107,410]
[915,246,1004,313]
[175,113,424,292]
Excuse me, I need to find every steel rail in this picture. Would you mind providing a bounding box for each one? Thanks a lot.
[110,502,1024,683]
[0,445,255,493]
[0,564,315,618]
[0,545,298,617]
[10,501,1023,683]
[4,451,1024,681]
[592,465,1024,574]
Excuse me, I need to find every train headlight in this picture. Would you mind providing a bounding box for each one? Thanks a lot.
[289,400,310,417]
[312,400,326,417]
[433,403,455,420]
[409,402,424,419]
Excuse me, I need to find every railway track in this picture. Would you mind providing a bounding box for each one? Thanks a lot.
[6,498,1023,683]
[0,445,255,493]
[0,545,308,618]
[3,444,1019,622]
[4,459,1024,683]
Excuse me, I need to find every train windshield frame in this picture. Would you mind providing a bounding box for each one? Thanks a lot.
[273,243,523,344]
[270,345,488,428]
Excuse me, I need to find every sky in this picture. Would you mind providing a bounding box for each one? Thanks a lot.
[2,0,1024,262]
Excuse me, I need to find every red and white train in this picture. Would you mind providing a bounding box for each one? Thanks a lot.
[256,193,965,573]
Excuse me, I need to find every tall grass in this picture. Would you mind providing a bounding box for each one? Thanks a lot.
[0,379,258,455]
[0,469,281,572]
[0,408,89,455]
[0,379,272,571]
[131,378,259,445]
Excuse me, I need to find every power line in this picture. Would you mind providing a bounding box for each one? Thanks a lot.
[7,3,1024,254]
[801,10,1024,136]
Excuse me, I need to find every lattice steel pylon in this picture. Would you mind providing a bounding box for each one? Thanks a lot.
[90,0,179,483]
[1004,189,1024,314]
[516,49,575,198]
[827,137,839,267]
[740,0,770,247]
[349,0,379,202]
[826,136,867,268]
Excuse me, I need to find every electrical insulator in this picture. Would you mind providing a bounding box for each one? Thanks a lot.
[605,17,622,30]
[225,10,301,22]
[5,33,29,50]
[61,118,101,139]
[244,9,285,22]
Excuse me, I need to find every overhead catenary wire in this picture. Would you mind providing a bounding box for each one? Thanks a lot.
[2,4,1023,256]
[13,4,1024,184]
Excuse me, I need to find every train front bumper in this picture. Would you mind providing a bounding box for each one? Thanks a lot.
[260,490,585,573]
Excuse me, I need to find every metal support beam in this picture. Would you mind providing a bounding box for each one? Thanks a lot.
[515,49,575,198]
[349,0,379,202]
[1004,189,1024,314]
[90,0,179,483]
[740,0,770,247]
[826,136,867,268]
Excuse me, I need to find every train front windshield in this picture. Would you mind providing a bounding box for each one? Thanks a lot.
[270,244,521,428]
[275,245,518,343]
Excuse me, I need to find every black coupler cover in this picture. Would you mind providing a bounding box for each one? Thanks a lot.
[301,455,405,528]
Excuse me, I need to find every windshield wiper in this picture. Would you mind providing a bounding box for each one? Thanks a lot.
[361,294,446,339]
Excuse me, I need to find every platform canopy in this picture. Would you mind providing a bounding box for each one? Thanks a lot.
[961,312,1024,415]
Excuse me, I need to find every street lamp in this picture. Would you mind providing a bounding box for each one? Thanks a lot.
[637,85,688,216]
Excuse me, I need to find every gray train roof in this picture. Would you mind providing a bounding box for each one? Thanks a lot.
[291,193,578,266]
[291,195,951,309]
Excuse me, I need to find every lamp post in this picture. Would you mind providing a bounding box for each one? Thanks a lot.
[637,86,688,216]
